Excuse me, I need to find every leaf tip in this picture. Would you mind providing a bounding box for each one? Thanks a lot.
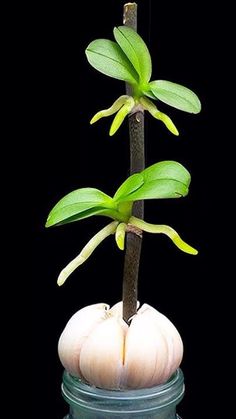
[45,218,52,228]
[193,100,202,114]
[113,26,119,35]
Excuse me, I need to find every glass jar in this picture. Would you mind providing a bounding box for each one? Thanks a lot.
[62,368,184,418]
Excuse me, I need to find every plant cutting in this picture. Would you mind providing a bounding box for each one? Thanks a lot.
[46,3,201,418]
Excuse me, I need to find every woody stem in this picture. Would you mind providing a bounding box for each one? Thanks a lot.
[122,2,145,324]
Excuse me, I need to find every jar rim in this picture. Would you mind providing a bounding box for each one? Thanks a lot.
[62,368,184,413]
[63,368,183,400]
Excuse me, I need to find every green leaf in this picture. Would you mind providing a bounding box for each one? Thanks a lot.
[113,26,152,84]
[85,39,139,84]
[148,80,201,113]
[46,188,117,227]
[114,161,191,202]
[142,161,190,186]
[126,179,188,201]
[51,207,124,226]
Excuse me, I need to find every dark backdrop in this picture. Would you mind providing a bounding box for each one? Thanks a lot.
[31,1,221,418]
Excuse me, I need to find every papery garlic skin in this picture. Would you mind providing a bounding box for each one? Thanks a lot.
[58,302,183,390]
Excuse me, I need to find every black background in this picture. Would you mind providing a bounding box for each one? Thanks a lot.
[30,1,223,418]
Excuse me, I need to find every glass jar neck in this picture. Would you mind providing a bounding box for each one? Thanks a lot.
[62,368,184,418]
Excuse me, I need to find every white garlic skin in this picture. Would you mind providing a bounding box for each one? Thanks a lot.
[58,302,183,390]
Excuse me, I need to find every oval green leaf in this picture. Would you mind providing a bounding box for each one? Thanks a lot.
[142,161,190,186]
[46,188,117,227]
[85,39,139,84]
[115,161,191,202]
[113,26,152,84]
[149,80,201,113]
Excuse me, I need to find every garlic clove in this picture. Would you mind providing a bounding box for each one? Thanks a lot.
[79,315,126,389]
[123,307,168,388]
[154,314,183,382]
[58,303,109,377]
[138,304,183,383]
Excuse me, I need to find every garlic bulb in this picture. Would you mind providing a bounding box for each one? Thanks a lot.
[58,302,183,390]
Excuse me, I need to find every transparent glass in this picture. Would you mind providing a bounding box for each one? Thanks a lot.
[62,368,184,418]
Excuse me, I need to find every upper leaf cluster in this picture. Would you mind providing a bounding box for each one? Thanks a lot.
[86,26,201,114]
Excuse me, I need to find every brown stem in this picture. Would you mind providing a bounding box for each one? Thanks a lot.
[122,3,145,324]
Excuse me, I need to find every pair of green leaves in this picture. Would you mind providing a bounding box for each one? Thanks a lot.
[86,26,201,114]
[46,160,190,228]
[86,26,151,87]
[47,160,196,286]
